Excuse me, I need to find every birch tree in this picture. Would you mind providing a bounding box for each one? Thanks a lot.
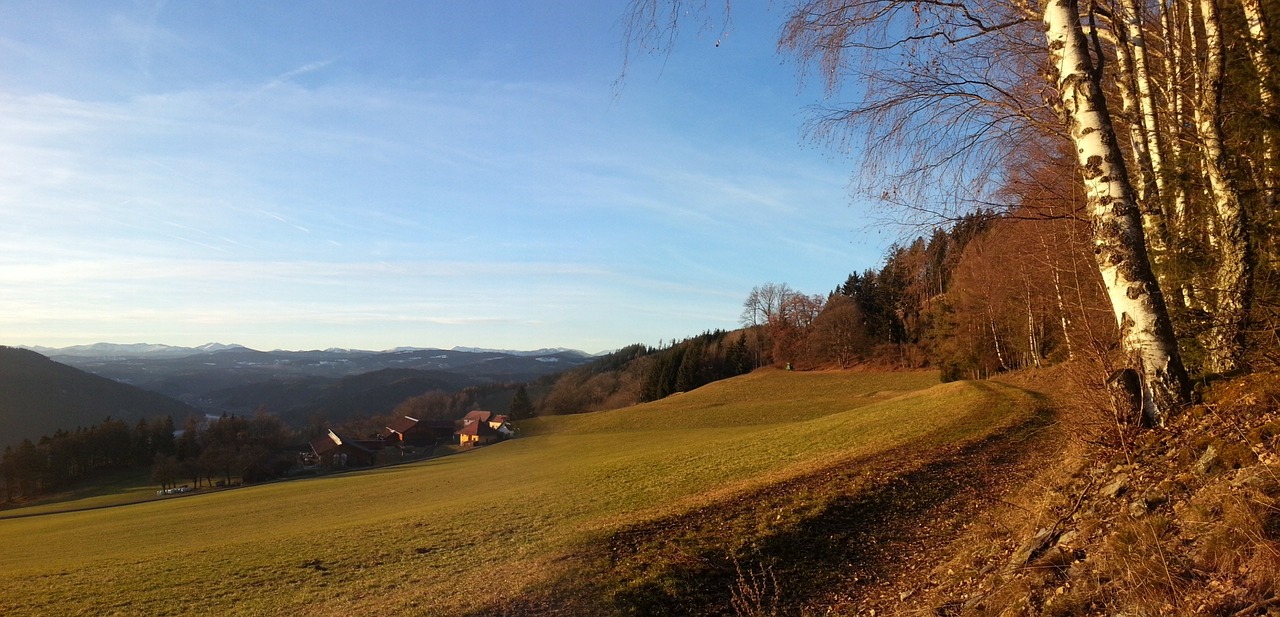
[1189,0,1254,373]
[1099,0,1173,260]
[1043,0,1190,421]
[624,0,1191,422]
[1238,0,1277,201]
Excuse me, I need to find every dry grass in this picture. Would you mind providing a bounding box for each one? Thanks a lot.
[0,369,1035,617]
[898,368,1280,617]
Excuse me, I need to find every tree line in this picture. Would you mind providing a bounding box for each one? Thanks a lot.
[525,335,757,415]
[1,416,175,501]
[736,207,1108,380]
[1,411,293,503]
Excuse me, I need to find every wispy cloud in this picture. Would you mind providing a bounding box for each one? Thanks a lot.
[0,29,882,350]
[226,59,334,111]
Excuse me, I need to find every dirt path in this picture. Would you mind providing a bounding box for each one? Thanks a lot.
[473,385,1065,616]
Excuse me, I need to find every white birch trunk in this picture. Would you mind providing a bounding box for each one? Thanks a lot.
[1196,0,1254,373]
[1113,32,1172,260]
[1124,0,1165,193]
[1160,0,1191,232]
[1040,228,1075,359]
[1112,29,1156,202]
[1044,0,1190,424]
[1153,0,1193,311]
[1239,0,1278,205]
[1117,0,1172,256]
[988,305,1008,371]
[1026,289,1042,369]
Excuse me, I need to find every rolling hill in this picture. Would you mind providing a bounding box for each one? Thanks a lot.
[0,369,1049,615]
[209,367,484,426]
[42,345,597,420]
[0,347,200,448]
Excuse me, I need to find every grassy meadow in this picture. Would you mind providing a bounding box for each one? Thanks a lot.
[0,370,1040,616]
[0,468,162,518]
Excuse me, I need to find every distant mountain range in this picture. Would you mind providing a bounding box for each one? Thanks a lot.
[23,342,247,359]
[41,346,596,391]
[0,345,599,440]
[23,342,597,360]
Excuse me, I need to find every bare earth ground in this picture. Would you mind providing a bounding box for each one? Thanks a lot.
[474,368,1280,616]
[871,370,1280,617]
[470,382,1064,616]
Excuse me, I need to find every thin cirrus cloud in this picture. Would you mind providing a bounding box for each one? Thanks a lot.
[0,2,887,351]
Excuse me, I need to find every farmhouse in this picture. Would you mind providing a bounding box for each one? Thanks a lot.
[383,415,455,448]
[487,414,514,437]
[455,410,512,446]
[309,430,383,468]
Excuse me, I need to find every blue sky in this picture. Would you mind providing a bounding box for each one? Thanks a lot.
[0,1,891,353]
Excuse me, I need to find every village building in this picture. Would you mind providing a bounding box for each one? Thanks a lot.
[383,415,455,448]
[455,410,512,446]
[308,430,383,468]
[488,414,515,438]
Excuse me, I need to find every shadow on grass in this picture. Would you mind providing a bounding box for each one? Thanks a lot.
[468,394,1055,617]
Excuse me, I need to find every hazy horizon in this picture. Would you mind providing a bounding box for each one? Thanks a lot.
[14,340,611,355]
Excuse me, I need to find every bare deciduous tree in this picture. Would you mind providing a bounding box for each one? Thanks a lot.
[624,0,1192,422]
[740,282,794,328]
[810,294,871,368]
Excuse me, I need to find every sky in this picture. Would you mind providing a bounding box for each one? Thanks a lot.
[0,1,893,354]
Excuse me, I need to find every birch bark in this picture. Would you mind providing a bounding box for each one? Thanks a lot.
[1159,0,1191,236]
[1115,0,1173,257]
[1039,229,1075,359]
[1044,0,1189,423]
[1239,0,1278,204]
[1195,0,1254,373]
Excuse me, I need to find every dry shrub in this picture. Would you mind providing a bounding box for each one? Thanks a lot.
[1249,420,1280,448]
[1219,441,1260,470]
[1206,372,1280,406]
[1041,587,1101,617]
[1052,356,1144,455]
[729,560,780,617]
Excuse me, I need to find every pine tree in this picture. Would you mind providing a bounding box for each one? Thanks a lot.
[509,385,534,421]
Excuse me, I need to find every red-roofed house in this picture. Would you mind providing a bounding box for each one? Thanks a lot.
[384,415,456,448]
[456,419,499,446]
[456,410,511,446]
[309,430,381,468]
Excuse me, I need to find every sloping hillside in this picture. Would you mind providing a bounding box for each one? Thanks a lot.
[0,347,199,448]
[0,370,1047,616]
[876,369,1280,616]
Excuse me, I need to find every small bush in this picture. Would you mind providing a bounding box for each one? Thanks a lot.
[729,560,780,617]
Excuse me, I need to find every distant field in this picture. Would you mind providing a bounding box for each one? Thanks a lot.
[0,370,1039,616]
[0,468,162,519]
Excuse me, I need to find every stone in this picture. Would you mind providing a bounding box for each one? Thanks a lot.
[1194,445,1220,476]
[1009,528,1055,569]
[1057,530,1078,547]
[1100,474,1129,499]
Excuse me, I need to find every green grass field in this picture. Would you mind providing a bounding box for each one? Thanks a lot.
[0,370,1040,616]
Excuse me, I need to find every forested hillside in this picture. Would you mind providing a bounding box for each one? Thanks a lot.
[0,347,198,448]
